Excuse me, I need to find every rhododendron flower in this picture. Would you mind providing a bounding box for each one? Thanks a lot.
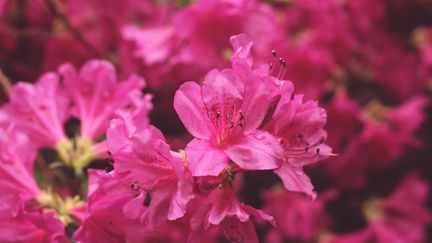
[329,175,431,243]
[1,59,146,171]
[58,60,146,161]
[0,200,67,243]
[0,126,67,242]
[123,0,283,89]
[324,94,428,188]
[0,73,69,148]
[262,188,334,243]
[263,92,332,199]
[107,99,193,228]
[0,125,41,201]
[174,34,285,177]
[228,34,331,199]
[74,170,149,243]
[190,184,275,243]
[174,69,283,176]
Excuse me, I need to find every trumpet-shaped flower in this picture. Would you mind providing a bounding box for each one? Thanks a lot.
[174,34,284,176]
[107,100,193,228]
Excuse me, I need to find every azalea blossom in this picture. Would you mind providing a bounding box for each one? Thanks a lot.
[107,97,193,228]
[174,35,285,177]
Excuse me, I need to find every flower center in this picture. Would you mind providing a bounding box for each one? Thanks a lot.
[56,136,96,172]
[363,198,384,222]
[37,191,83,225]
[208,110,245,145]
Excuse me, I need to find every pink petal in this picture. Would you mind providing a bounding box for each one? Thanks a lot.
[222,217,258,243]
[174,82,211,139]
[229,33,253,65]
[274,163,317,200]
[225,131,283,171]
[167,175,194,220]
[201,69,244,114]
[242,205,276,226]
[185,139,229,176]
[241,76,273,132]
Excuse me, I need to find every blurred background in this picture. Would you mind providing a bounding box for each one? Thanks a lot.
[1,0,431,242]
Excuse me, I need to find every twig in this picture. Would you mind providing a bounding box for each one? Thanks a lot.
[0,68,12,96]
[44,0,105,59]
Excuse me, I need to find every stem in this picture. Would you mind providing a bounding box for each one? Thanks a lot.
[43,0,104,59]
[0,68,12,96]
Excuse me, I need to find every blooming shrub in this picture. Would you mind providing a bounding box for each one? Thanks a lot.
[0,0,431,242]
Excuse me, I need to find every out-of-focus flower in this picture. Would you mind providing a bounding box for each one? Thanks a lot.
[324,93,428,188]
[0,125,73,242]
[189,180,275,243]
[327,175,431,243]
[1,60,147,171]
[263,188,334,243]
[106,97,193,229]
[74,170,148,243]
[0,73,69,148]
[123,0,283,89]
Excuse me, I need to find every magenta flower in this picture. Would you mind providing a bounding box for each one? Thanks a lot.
[0,126,66,242]
[229,33,333,199]
[0,73,69,148]
[174,69,283,176]
[106,100,193,228]
[262,189,334,242]
[0,200,67,243]
[324,94,428,188]
[1,59,147,170]
[264,92,332,199]
[0,125,41,201]
[59,60,145,142]
[330,175,431,243]
[74,170,149,243]
[190,185,275,243]
[173,34,284,176]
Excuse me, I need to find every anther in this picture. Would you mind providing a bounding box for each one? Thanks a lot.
[229,121,235,129]
[239,111,245,120]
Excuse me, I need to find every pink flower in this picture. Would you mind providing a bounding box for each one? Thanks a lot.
[122,26,177,66]
[329,175,431,243]
[264,92,332,199]
[0,125,41,201]
[0,126,66,243]
[123,0,283,89]
[262,189,334,243]
[59,60,145,141]
[0,199,67,243]
[106,100,193,228]
[0,73,69,148]
[324,95,428,188]
[190,184,275,243]
[174,69,283,176]
[74,170,149,243]
[173,33,284,177]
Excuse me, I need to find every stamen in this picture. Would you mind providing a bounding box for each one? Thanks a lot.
[238,111,245,127]
[143,192,151,207]
[269,49,287,79]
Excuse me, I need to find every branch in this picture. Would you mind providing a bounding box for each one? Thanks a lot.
[0,68,12,96]
[44,0,105,58]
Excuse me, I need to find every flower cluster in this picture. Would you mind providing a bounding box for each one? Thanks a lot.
[1,0,432,242]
